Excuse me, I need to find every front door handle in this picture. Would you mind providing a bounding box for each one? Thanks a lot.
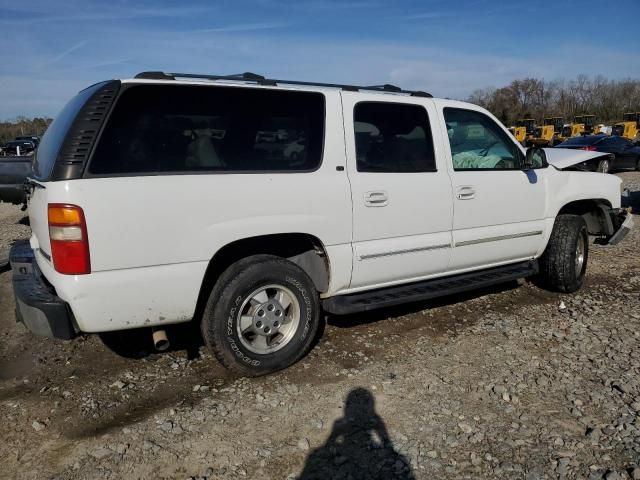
[456,186,476,200]
[364,191,389,207]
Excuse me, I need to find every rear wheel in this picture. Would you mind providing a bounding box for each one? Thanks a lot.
[201,255,321,376]
[537,215,588,293]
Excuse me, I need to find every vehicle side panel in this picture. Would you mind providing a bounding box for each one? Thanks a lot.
[33,91,353,330]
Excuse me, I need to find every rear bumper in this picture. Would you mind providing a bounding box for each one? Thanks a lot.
[10,240,78,339]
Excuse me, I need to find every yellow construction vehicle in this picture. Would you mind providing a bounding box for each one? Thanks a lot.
[530,124,554,147]
[556,116,585,144]
[582,115,597,135]
[530,117,564,146]
[612,112,639,141]
[513,118,535,145]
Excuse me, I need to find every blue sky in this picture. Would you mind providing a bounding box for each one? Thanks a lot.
[1,0,639,119]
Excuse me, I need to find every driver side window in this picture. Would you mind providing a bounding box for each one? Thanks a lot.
[444,108,522,171]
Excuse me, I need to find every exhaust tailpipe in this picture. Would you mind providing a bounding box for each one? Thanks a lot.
[152,328,170,351]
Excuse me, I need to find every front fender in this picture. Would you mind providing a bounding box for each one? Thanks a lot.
[547,169,622,218]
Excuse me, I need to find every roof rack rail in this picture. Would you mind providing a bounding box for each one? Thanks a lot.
[134,71,433,98]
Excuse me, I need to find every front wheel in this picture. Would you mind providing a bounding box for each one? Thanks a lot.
[536,215,588,293]
[201,255,321,376]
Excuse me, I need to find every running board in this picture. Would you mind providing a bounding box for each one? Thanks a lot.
[322,260,538,315]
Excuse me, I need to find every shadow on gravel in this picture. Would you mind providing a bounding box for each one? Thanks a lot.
[99,321,204,360]
[299,388,415,480]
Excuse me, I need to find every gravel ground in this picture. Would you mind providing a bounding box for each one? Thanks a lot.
[0,173,639,480]
[0,202,29,266]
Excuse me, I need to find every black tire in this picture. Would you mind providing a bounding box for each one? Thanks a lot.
[201,255,320,376]
[537,215,588,293]
[635,158,640,171]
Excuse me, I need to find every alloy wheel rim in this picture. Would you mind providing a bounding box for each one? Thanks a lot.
[575,233,585,275]
[236,284,300,354]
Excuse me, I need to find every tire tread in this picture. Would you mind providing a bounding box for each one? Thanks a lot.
[537,214,588,293]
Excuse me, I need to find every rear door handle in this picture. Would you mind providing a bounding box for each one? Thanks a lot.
[456,186,475,200]
[364,191,389,207]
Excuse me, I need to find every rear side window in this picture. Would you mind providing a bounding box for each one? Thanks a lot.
[89,85,325,175]
[32,81,110,180]
[601,136,630,149]
[354,102,436,173]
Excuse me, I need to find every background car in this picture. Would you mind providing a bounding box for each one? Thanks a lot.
[554,135,640,173]
[14,135,41,147]
[2,140,36,156]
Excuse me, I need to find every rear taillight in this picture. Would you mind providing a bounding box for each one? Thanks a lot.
[580,146,597,151]
[48,204,91,275]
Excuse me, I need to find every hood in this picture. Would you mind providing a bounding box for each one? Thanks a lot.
[544,147,613,170]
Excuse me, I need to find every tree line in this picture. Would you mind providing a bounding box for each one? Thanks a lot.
[3,76,640,145]
[467,75,640,127]
[0,116,52,145]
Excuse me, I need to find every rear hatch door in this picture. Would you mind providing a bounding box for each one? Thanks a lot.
[27,80,121,260]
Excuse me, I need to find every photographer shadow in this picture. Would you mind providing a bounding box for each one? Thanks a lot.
[299,388,415,480]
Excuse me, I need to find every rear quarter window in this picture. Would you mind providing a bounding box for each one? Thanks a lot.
[89,85,325,175]
[32,81,112,180]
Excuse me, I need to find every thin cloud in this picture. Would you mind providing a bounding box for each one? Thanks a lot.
[0,5,215,25]
[404,11,455,20]
[40,40,88,68]
[65,58,134,71]
[193,22,290,33]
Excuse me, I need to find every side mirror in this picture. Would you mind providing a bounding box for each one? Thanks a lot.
[524,147,548,170]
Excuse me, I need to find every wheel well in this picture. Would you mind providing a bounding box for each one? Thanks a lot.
[557,199,613,235]
[193,234,330,323]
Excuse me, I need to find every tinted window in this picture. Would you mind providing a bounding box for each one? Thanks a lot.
[601,136,630,149]
[90,85,324,175]
[444,108,523,170]
[354,102,436,173]
[559,136,597,146]
[32,82,109,180]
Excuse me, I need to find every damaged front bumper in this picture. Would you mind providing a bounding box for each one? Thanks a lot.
[603,208,634,246]
[607,208,633,245]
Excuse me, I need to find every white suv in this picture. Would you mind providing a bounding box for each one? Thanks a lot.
[11,72,632,376]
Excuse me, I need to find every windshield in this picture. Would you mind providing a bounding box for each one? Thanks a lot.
[32,82,109,180]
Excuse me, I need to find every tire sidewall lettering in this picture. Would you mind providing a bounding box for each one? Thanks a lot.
[225,296,260,366]
[223,274,314,367]
[285,276,313,341]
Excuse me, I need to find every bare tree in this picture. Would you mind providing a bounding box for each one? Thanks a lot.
[467,75,640,126]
